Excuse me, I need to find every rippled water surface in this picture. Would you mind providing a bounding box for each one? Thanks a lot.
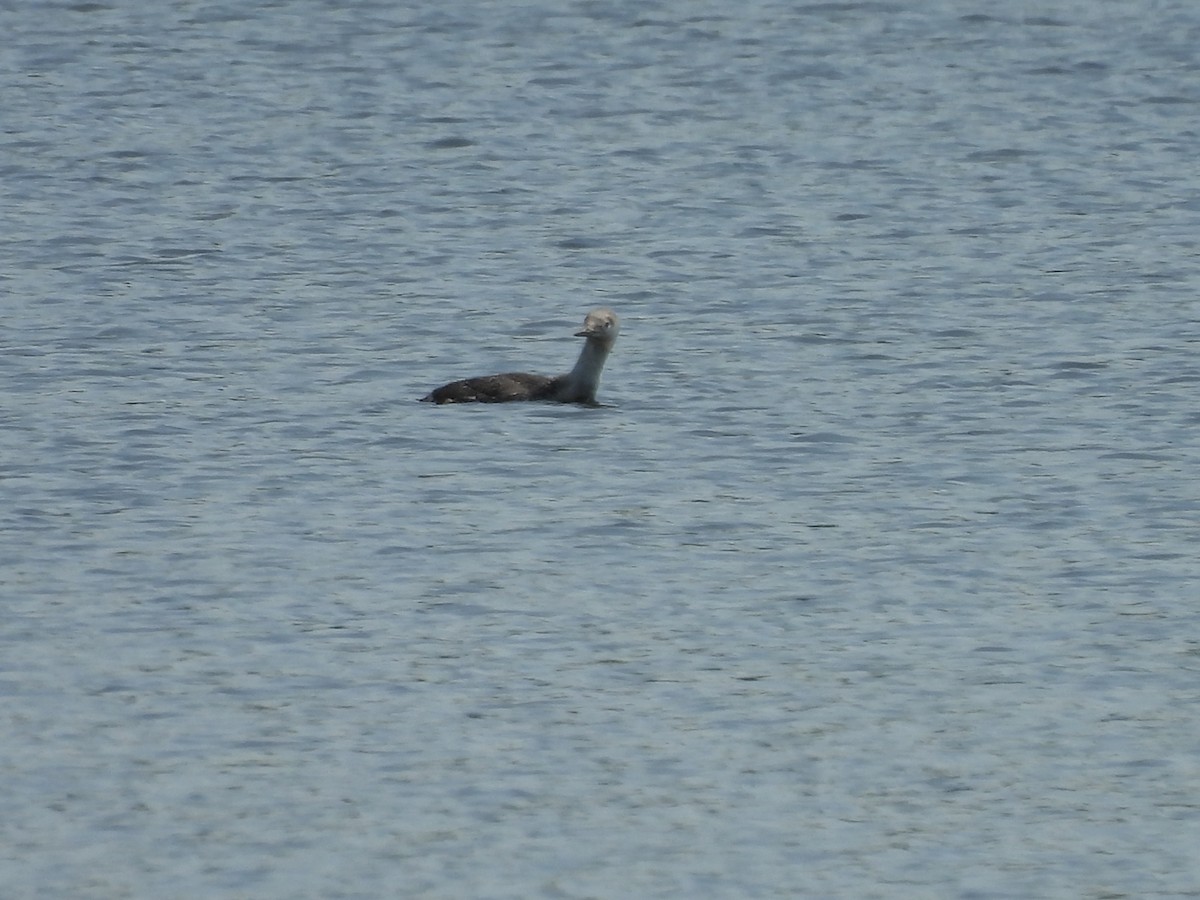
[3,1,1200,897]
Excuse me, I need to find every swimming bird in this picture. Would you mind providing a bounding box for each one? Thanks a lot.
[421,308,620,405]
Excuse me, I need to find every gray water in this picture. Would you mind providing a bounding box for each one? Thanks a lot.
[3,1,1200,897]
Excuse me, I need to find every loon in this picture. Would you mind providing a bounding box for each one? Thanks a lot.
[421,308,620,405]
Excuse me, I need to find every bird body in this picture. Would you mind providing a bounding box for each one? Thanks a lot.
[422,309,620,405]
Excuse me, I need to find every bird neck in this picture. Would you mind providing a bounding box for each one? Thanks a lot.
[559,337,613,402]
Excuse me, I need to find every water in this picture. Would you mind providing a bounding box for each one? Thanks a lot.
[3,1,1200,897]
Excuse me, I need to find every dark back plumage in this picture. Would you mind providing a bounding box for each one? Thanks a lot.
[422,372,559,404]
